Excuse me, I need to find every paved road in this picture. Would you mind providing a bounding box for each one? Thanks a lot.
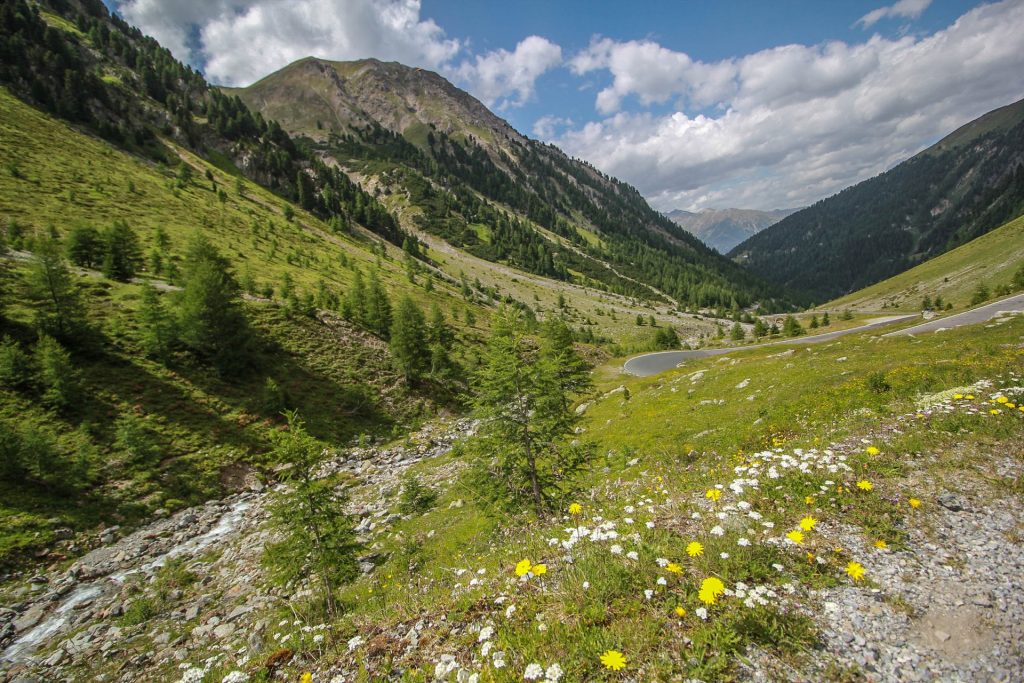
[624,292,1024,377]
[623,315,915,377]
[882,292,1024,337]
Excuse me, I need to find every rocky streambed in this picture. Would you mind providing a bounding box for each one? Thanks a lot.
[0,419,475,682]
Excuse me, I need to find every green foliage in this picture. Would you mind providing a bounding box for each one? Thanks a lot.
[469,306,594,515]
[175,234,252,375]
[26,237,87,342]
[0,336,31,389]
[397,474,438,514]
[730,321,745,341]
[114,412,160,464]
[101,219,142,281]
[865,371,892,394]
[137,282,177,359]
[263,412,360,618]
[65,223,102,268]
[34,334,79,410]
[752,318,768,338]
[653,325,680,350]
[970,281,990,305]
[260,376,291,415]
[389,295,428,381]
[782,315,804,337]
[0,421,84,493]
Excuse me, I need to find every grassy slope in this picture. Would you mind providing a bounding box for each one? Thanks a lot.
[824,213,1024,313]
[201,308,1023,683]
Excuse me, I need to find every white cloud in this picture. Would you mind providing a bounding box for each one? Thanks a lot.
[454,36,562,109]
[115,0,462,87]
[857,0,933,28]
[532,115,573,139]
[554,0,1024,211]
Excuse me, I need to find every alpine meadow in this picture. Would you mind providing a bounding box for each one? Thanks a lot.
[1,1,1024,682]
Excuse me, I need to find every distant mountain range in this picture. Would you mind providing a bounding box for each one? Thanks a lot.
[730,97,1024,303]
[665,207,799,253]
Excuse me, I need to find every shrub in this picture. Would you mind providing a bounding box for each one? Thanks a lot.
[398,474,438,514]
[34,334,79,410]
[0,336,31,389]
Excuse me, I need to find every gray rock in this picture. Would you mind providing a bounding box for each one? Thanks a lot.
[937,492,965,511]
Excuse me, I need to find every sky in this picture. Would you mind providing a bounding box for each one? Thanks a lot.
[105,0,1024,212]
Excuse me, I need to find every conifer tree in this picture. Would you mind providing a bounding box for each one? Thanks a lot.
[176,234,251,374]
[470,306,593,515]
[263,412,360,619]
[389,296,428,381]
[363,272,392,338]
[65,224,102,268]
[138,281,177,359]
[782,314,804,337]
[27,237,86,342]
[101,219,142,281]
[753,318,768,338]
[730,321,745,341]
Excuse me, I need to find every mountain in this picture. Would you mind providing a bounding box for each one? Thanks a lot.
[730,97,1024,303]
[666,207,798,253]
[226,57,788,313]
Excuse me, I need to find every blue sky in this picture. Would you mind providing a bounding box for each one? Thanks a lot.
[108,0,1024,211]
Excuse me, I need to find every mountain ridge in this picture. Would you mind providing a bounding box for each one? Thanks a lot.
[666,207,799,253]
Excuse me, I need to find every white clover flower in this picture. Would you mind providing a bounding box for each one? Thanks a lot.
[478,568,486,574]
[696,607,708,620]
[545,663,564,682]
[582,581,590,589]
[478,626,494,642]
[644,589,654,600]
[626,551,639,560]
[748,511,762,520]
[505,605,517,618]
[524,663,544,680]
[656,576,667,586]
[737,501,751,510]
[656,557,669,567]
[720,552,730,559]
[610,544,623,555]
[737,537,750,546]
[710,525,725,536]
[624,517,634,525]
[762,521,775,529]
[645,521,655,529]
[312,634,324,644]
[348,635,364,651]
[482,641,493,656]
[772,563,785,572]
[624,505,635,513]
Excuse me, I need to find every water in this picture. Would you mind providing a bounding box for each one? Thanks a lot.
[1,584,104,663]
[1,498,253,664]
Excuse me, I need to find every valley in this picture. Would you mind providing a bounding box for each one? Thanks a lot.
[0,1,1023,682]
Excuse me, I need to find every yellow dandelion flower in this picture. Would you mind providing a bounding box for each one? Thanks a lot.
[966,394,975,400]
[866,446,880,456]
[909,498,921,509]
[568,502,582,515]
[990,408,1002,415]
[600,649,627,671]
[996,396,1009,404]
[874,540,888,550]
[806,551,815,563]
[805,495,815,505]
[705,488,722,502]
[515,559,533,577]
[846,561,866,582]
[953,393,964,400]
[674,606,686,617]
[300,674,313,683]
[698,576,726,605]
[666,562,682,574]
[786,529,805,544]
[533,563,547,576]
[799,516,817,531]
[1006,403,1016,409]
[857,480,873,491]
[686,541,704,557]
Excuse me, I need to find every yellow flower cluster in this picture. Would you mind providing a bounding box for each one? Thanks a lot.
[698,576,726,605]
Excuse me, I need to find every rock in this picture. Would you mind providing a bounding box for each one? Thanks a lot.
[13,604,46,633]
[213,623,235,639]
[937,492,965,512]
[226,605,253,622]
[153,631,170,645]
[449,499,465,509]
[53,528,74,541]
[934,629,951,642]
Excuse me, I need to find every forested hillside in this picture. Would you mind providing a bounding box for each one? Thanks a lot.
[731,98,1024,303]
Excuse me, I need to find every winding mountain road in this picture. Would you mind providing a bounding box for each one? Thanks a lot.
[623,293,1024,377]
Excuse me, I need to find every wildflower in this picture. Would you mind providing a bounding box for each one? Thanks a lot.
[698,576,726,605]
[966,394,975,399]
[222,673,249,683]
[533,564,547,576]
[805,495,814,505]
[695,607,708,620]
[515,559,533,577]
[874,540,888,550]
[568,503,582,515]
[644,588,655,600]
[524,663,544,680]
[845,561,866,582]
[806,551,815,563]
[720,552,729,559]
[785,530,804,545]
[600,650,627,671]
[706,488,722,502]
[953,393,964,399]
[656,557,669,567]
[737,537,750,547]
[300,675,313,683]
[990,409,1001,415]
[866,446,880,456]
[710,525,725,536]
[656,576,667,586]
[996,396,1009,404]
[674,606,686,617]
[478,627,494,643]
[799,516,817,531]
[666,562,682,574]
[582,581,590,590]
[545,664,563,682]
[610,544,623,555]
[909,498,921,509]
[626,551,639,560]
[686,541,704,557]
[856,480,873,492]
